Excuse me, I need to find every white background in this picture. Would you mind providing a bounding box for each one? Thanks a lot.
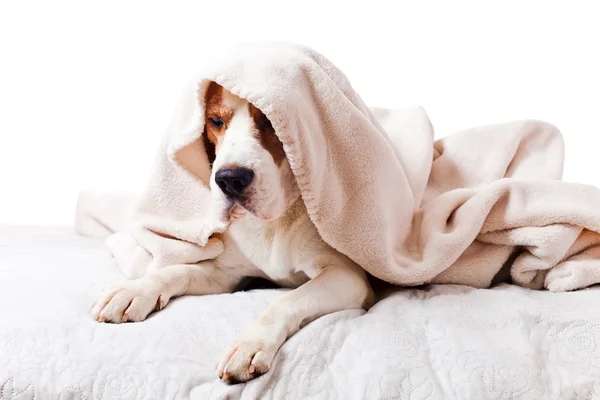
[0,0,599,225]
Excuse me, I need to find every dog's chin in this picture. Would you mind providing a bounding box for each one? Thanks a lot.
[215,192,288,223]
[217,199,256,223]
[226,200,281,222]
[232,200,274,222]
[246,199,290,222]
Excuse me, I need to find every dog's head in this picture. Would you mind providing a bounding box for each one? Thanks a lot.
[202,82,300,222]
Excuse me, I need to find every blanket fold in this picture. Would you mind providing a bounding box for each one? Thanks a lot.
[76,41,600,291]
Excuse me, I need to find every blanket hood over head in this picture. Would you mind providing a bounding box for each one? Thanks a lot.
[97,41,600,292]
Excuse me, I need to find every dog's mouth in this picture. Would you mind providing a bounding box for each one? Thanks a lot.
[222,195,277,223]
[222,197,253,222]
[228,202,249,221]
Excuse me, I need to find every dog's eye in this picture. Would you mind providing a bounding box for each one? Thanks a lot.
[209,117,224,128]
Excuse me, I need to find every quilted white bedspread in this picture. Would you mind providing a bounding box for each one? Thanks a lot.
[1,225,600,399]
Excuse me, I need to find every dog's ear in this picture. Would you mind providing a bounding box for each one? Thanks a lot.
[201,81,219,168]
[202,124,216,167]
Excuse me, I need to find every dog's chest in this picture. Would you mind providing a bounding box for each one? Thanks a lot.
[222,212,316,287]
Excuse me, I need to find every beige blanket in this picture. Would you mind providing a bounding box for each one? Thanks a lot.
[77,41,600,292]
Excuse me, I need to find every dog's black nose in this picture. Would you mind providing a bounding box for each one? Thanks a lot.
[215,167,255,197]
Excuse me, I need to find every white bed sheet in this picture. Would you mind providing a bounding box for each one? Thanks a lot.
[1,225,600,399]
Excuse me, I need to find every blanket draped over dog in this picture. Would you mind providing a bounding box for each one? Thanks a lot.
[76,41,600,291]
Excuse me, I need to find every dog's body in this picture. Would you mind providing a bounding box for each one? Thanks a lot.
[93,83,373,383]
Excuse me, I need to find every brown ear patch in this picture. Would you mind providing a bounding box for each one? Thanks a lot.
[204,82,234,150]
[202,125,216,166]
[201,82,222,166]
[249,103,286,166]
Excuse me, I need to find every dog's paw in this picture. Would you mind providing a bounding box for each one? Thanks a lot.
[216,340,275,384]
[92,279,166,323]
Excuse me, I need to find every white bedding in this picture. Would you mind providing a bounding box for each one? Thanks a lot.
[1,225,600,399]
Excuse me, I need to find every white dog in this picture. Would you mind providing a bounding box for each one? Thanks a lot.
[92,82,374,384]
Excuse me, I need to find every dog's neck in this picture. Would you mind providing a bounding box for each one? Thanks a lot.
[270,198,307,229]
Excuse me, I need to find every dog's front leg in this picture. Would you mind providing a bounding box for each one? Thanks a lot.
[92,262,242,323]
[216,263,373,384]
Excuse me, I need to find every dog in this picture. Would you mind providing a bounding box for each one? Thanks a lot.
[92,82,374,384]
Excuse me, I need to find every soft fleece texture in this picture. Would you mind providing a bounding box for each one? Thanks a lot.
[78,41,600,291]
[6,225,600,399]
